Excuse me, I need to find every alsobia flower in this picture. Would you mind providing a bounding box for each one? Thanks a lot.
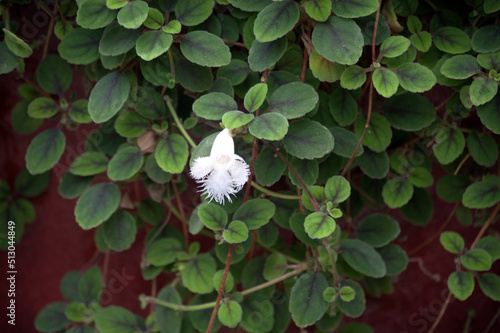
[190,128,250,204]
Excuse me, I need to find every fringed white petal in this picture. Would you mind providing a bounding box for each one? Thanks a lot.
[228,154,250,190]
[190,156,215,179]
[200,169,237,204]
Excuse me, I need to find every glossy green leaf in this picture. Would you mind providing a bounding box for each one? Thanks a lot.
[382,178,414,208]
[433,127,465,164]
[283,119,334,159]
[35,302,70,333]
[192,92,237,120]
[99,23,141,56]
[136,31,173,61]
[340,65,367,90]
[75,183,121,230]
[181,31,231,67]
[440,55,481,79]
[448,271,474,301]
[95,306,139,333]
[355,113,392,152]
[155,134,189,174]
[248,112,289,141]
[304,212,336,239]
[372,68,399,98]
[107,146,143,181]
[181,253,217,294]
[254,146,286,186]
[175,0,214,26]
[337,280,366,318]
[358,149,389,179]
[155,286,182,333]
[289,272,329,327]
[222,111,254,129]
[88,71,130,123]
[223,220,249,243]
[218,301,242,328]
[472,24,500,53]
[117,1,148,29]
[377,244,408,276]
[114,111,150,138]
[380,36,411,58]
[396,63,436,93]
[329,88,358,126]
[70,152,108,176]
[58,173,94,199]
[330,126,364,158]
[3,29,32,58]
[461,249,492,271]
[467,132,498,167]
[77,0,117,29]
[28,98,58,119]
[198,203,228,230]
[469,77,498,106]
[340,239,386,278]
[383,93,435,131]
[25,129,66,174]
[325,175,350,204]
[233,198,275,230]
[146,238,182,266]
[253,1,299,42]
[462,180,500,209]
[433,27,471,54]
[269,82,318,119]
[440,231,464,254]
[312,16,363,65]
[103,210,136,251]
[478,273,500,301]
[356,214,400,248]
[304,0,332,22]
[36,55,72,94]
[244,83,268,112]
[331,0,379,18]
[58,28,102,65]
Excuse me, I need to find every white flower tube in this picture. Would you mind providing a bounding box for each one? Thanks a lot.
[190,128,250,204]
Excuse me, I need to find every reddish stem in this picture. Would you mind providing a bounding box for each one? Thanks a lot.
[171,176,189,248]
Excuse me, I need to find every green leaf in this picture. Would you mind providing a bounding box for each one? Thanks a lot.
[472,24,500,53]
[372,68,399,98]
[107,0,128,10]
[477,93,500,134]
[484,0,500,13]
[304,0,332,22]
[25,129,66,174]
[175,0,214,26]
[143,7,164,29]
[64,302,87,322]
[436,175,470,203]
[77,0,116,29]
[358,149,389,179]
[0,42,17,74]
[253,1,299,42]
[192,92,237,120]
[263,252,287,280]
[162,20,182,34]
[146,238,182,266]
[70,152,108,176]
[233,198,275,230]
[462,180,500,209]
[213,270,234,293]
[217,59,249,85]
[476,236,500,262]
[289,272,329,327]
[95,306,138,333]
[107,146,143,181]
[103,210,137,251]
[144,155,170,184]
[3,29,32,57]
[476,50,500,70]
[377,244,408,276]
[448,272,474,301]
[36,55,72,94]
[396,63,436,93]
[461,249,492,271]
[329,88,358,126]
[222,111,254,129]
[58,173,94,199]
[325,175,350,204]
[99,23,141,56]
[330,126,364,158]
[88,71,130,123]
[79,267,102,304]
[218,301,242,328]
[467,132,498,167]
[290,213,320,246]
[478,273,500,301]
[433,27,471,54]
[240,294,275,332]
[408,167,433,188]
[54,21,73,40]
[382,178,414,208]
[340,239,386,278]
[340,65,367,90]
[248,37,288,72]
[440,231,465,254]
[440,55,481,79]
[14,169,50,198]
[312,16,363,65]
[337,280,366,318]
[9,198,35,223]
[138,198,165,225]
[28,97,58,119]
[244,83,268,112]
[58,28,103,65]
[331,0,379,18]
[254,146,286,186]
[356,214,400,248]
[181,31,231,67]
[198,203,228,230]
[248,113,289,141]
[154,134,189,174]
[383,93,436,131]
[283,119,334,159]
[469,77,498,106]
[117,1,148,29]
[432,127,465,164]
[289,158,318,188]
[355,113,392,152]
[35,302,70,333]
[75,183,121,230]
[134,87,166,119]
[339,286,356,302]
[69,100,92,124]
[181,253,217,294]
[115,111,150,138]
[155,286,182,333]
[223,220,249,243]
[410,31,432,52]
[228,0,272,12]
[380,36,411,58]
[309,50,345,82]
[304,212,336,239]
[136,31,173,61]
[269,82,319,119]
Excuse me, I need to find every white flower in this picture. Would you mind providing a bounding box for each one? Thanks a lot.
[190,128,250,204]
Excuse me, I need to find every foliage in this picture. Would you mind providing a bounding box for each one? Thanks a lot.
[1,0,499,332]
